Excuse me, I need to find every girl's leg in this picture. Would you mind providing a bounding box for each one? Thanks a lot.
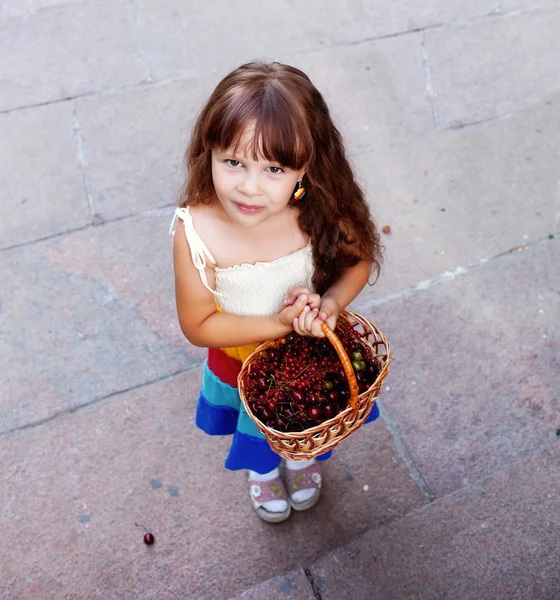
[285,459,318,503]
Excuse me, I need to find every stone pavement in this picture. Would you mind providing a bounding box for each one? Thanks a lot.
[1,1,559,598]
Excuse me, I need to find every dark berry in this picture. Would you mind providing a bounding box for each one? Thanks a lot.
[307,405,322,419]
[144,533,155,545]
[323,403,336,419]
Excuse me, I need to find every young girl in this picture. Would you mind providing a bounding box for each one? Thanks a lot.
[170,61,382,523]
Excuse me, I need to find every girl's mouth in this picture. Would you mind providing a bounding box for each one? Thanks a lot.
[234,201,264,214]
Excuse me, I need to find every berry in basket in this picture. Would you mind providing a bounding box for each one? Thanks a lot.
[244,319,381,433]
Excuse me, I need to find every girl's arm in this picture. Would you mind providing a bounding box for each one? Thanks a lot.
[173,224,309,347]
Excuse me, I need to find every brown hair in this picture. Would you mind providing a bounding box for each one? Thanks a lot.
[178,61,382,294]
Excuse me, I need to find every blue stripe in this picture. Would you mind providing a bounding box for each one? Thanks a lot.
[364,401,380,424]
[224,429,282,473]
[196,392,238,435]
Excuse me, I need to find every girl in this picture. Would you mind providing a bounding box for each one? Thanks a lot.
[170,61,382,523]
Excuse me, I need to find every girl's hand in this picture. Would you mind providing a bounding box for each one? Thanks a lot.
[277,294,313,328]
[283,286,321,311]
[293,297,341,338]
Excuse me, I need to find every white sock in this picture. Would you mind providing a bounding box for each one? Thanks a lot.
[248,468,287,513]
[285,459,317,503]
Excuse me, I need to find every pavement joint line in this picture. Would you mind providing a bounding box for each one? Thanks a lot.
[0,3,551,117]
[303,568,323,600]
[378,401,436,502]
[420,30,439,131]
[72,99,96,221]
[130,0,154,85]
[0,202,177,253]
[0,364,199,440]
[357,232,559,312]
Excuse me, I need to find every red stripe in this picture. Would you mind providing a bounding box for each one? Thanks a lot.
[207,348,242,388]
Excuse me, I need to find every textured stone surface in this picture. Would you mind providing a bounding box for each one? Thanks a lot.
[0,100,90,249]
[232,569,315,600]
[362,239,560,497]
[352,95,560,305]
[0,0,146,111]
[310,444,560,600]
[76,78,212,221]
[0,369,426,599]
[425,7,560,128]
[0,209,203,434]
[135,0,498,81]
[287,33,434,155]
[1,0,87,19]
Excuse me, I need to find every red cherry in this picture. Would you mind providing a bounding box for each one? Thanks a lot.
[144,533,155,545]
[323,403,336,419]
[307,405,322,419]
[291,390,304,403]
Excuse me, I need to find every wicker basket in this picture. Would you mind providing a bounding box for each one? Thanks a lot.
[238,310,391,461]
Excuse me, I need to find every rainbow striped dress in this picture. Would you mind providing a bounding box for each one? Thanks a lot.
[171,207,379,474]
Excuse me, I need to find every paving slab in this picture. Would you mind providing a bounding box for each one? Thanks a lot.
[0,368,426,600]
[134,0,499,81]
[501,0,560,12]
[0,100,90,249]
[351,94,560,304]
[1,0,87,20]
[287,33,434,155]
[0,0,146,112]
[308,443,560,600]
[76,78,212,221]
[231,569,315,600]
[0,209,204,434]
[360,238,560,498]
[424,7,560,129]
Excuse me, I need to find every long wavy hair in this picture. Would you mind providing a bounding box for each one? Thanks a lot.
[178,61,382,294]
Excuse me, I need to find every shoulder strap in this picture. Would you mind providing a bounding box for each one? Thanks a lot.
[169,207,222,296]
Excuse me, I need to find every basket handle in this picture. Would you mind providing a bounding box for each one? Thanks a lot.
[320,321,360,411]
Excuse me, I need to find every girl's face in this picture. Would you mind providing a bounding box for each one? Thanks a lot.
[211,130,305,228]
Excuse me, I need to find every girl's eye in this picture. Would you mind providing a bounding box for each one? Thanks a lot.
[225,159,242,167]
[267,166,284,174]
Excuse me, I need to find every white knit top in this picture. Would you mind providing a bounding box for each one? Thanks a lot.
[170,207,315,317]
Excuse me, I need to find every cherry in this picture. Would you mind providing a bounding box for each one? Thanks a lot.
[323,403,336,419]
[134,522,155,546]
[327,390,339,403]
[291,390,304,403]
[307,405,322,419]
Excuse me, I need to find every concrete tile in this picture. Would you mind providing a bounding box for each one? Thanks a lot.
[425,7,560,128]
[351,95,560,304]
[0,0,146,111]
[0,100,90,249]
[362,239,560,497]
[0,368,426,599]
[0,0,87,19]
[310,444,560,600]
[501,0,559,11]
[232,569,315,600]
[286,34,434,155]
[0,209,204,434]
[76,78,212,221]
[135,0,499,81]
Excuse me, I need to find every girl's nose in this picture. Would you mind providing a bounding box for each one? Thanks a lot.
[238,173,261,197]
